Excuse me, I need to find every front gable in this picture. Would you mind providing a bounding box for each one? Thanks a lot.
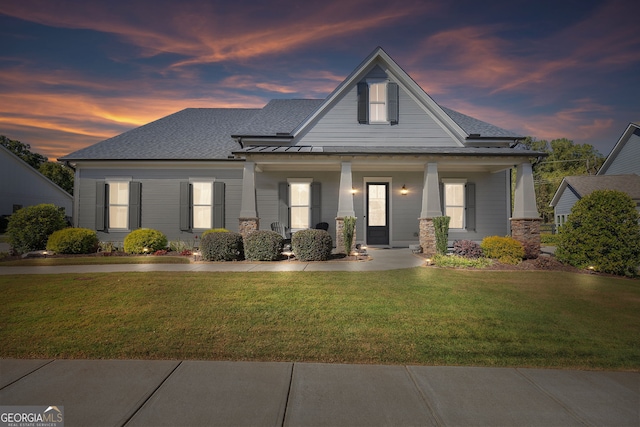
[598,123,640,175]
[291,47,468,148]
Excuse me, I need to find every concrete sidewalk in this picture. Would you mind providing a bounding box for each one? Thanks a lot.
[0,247,426,274]
[1,359,638,426]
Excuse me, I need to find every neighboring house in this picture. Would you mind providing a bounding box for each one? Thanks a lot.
[0,144,73,217]
[550,123,640,228]
[60,47,544,256]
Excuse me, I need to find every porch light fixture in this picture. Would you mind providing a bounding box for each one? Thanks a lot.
[401,185,408,195]
[350,187,357,194]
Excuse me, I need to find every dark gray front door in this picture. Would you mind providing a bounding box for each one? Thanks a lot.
[366,182,389,245]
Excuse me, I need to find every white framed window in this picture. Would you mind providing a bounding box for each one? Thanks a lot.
[288,178,313,231]
[369,80,388,123]
[191,180,213,229]
[107,180,129,230]
[443,179,466,229]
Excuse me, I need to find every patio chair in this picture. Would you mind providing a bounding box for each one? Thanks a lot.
[271,222,290,243]
[314,222,329,231]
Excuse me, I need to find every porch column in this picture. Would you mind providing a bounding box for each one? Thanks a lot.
[239,161,259,237]
[511,162,541,259]
[419,162,441,257]
[336,161,356,254]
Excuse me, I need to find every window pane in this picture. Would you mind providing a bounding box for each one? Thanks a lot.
[370,82,386,102]
[445,184,464,205]
[193,206,212,229]
[290,183,309,205]
[291,206,309,229]
[193,182,212,205]
[368,184,386,226]
[109,182,129,204]
[446,207,464,228]
[370,103,387,122]
[109,206,128,229]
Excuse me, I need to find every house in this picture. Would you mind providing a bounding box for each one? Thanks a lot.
[59,47,544,256]
[0,144,73,217]
[550,123,640,227]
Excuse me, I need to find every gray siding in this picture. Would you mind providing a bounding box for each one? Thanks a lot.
[603,133,640,175]
[554,188,580,217]
[297,86,458,147]
[77,166,243,243]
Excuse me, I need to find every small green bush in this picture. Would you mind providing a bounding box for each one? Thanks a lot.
[6,204,68,254]
[292,229,333,261]
[556,190,640,276]
[481,236,524,265]
[201,228,229,238]
[540,233,560,246]
[433,254,492,269]
[433,216,450,255]
[46,228,99,254]
[123,228,168,254]
[200,231,244,261]
[342,216,356,255]
[244,230,283,261]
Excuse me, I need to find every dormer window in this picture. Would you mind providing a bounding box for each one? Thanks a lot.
[357,80,399,125]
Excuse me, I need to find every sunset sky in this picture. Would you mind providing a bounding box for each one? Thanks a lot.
[1,0,638,160]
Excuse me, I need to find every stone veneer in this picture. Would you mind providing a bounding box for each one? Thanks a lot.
[335,217,356,255]
[238,217,259,238]
[419,218,437,257]
[511,218,541,259]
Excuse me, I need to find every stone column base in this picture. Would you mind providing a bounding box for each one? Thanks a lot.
[239,217,259,238]
[419,218,437,257]
[511,218,541,259]
[335,217,356,254]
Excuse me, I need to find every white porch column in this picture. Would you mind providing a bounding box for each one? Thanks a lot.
[419,162,441,256]
[512,162,539,218]
[337,162,355,217]
[239,161,259,236]
[420,162,442,218]
[511,162,541,259]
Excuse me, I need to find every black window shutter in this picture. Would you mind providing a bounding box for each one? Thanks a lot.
[213,181,225,229]
[129,181,141,230]
[388,82,399,125]
[96,181,106,231]
[465,183,476,231]
[179,182,191,231]
[278,182,290,227]
[357,82,369,124]
[311,182,321,227]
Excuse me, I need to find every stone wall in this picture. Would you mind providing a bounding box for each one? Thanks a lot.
[419,218,437,257]
[511,218,541,259]
[238,217,259,238]
[335,217,356,254]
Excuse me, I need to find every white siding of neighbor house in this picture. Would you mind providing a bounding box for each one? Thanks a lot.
[77,167,243,243]
[296,85,458,147]
[602,133,640,175]
[0,147,73,217]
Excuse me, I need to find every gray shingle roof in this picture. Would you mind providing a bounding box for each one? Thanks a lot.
[441,107,523,138]
[232,99,324,136]
[565,174,640,200]
[60,108,260,160]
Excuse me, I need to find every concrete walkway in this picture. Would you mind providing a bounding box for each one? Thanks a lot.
[1,359,637,426]
[0,247,426,274]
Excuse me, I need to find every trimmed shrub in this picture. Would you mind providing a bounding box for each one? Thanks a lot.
[244,230,283,261]
[46,228,99,254]
[201,228,229,238]
[433,216,450,255]
[556,190,640,276]
[123,228,168,254]
[453,240,483,258]
[342,216,356,255]
[200,231,244,261]
[292,229,333,261]
[433,254,492,269]
[6,204,67,254]
[481,236,524,265]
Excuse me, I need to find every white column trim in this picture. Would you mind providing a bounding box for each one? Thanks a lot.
[337,162,355,217]
[420,162,442,218]
[512,162,540,218]
[239,162,257,218]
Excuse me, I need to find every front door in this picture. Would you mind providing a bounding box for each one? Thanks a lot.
[366,182,389,245]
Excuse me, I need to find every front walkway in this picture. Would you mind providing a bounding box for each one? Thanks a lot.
[0,248,426,275]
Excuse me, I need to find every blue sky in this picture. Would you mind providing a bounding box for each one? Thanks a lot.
[1,0,638,160]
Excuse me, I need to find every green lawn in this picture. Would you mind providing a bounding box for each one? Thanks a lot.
[1,268,638,370]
